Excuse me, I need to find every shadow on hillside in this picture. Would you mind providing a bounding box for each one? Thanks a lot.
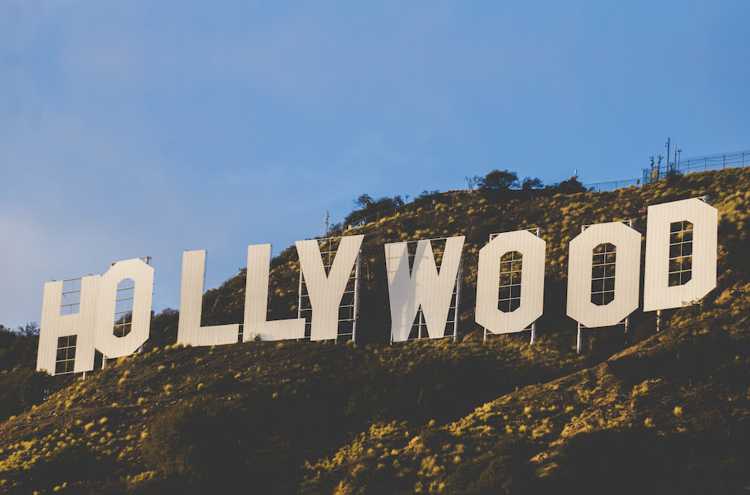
[438,426,750,495]
[537,426,750,495]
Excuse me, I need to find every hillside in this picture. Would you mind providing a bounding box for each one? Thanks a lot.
[1,168,750,493]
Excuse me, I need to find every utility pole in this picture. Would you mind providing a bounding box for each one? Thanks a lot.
[665,137,671,174]
[324,210,331,236]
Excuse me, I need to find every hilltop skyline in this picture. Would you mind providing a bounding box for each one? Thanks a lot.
[1,1,749,327]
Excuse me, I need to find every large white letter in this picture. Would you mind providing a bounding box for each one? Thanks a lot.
[177,250,239,346]
[94,258,154,358]
[475,230,545,334]
[567,222,641,328]
[643,198,718,311]
[244,244,305,341]
[37,275,99,375]
[295,235,363,341]
[385,236,464,342]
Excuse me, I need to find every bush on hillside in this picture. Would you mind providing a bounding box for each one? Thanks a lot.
[550,176,588,194]
[0,368,62,420]
[344,194,406,227]
[0,323,39,371]
[521,176,544,191]
[479,169,519,191]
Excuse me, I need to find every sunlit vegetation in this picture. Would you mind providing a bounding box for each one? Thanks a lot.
[0,168,749,493]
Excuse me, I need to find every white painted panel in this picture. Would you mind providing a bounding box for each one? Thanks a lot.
[385,236,464,342]
[296,235,363,341]
[37,276,99,375]
[244,244,305,341]
[643,198,718,311]
[177,250,239,346]
[94,258,154,358]
[476,230,545,334]
[567,222,641,328]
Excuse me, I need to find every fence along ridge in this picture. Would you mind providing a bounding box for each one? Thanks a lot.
[585,149,750,192]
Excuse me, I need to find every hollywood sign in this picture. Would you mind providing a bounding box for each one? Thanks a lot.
[37,198,717,375]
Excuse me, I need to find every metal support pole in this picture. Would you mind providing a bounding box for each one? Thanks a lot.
[297,273,303,320]
[297,270,304,340]
[577,224,586,355]
[530,227,541,346]
[453,261,462,343]
[418,309,423,339]
[351,254,361,344]
[656,310,662,333]
[624,317,629,345]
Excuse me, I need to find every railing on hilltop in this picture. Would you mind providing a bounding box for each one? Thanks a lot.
[675,149,750,172]
[586,149,750,192]
[343,148,749,230]
[585,177,643,192]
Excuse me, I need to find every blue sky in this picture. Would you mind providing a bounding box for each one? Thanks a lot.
[1,0,748,327]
